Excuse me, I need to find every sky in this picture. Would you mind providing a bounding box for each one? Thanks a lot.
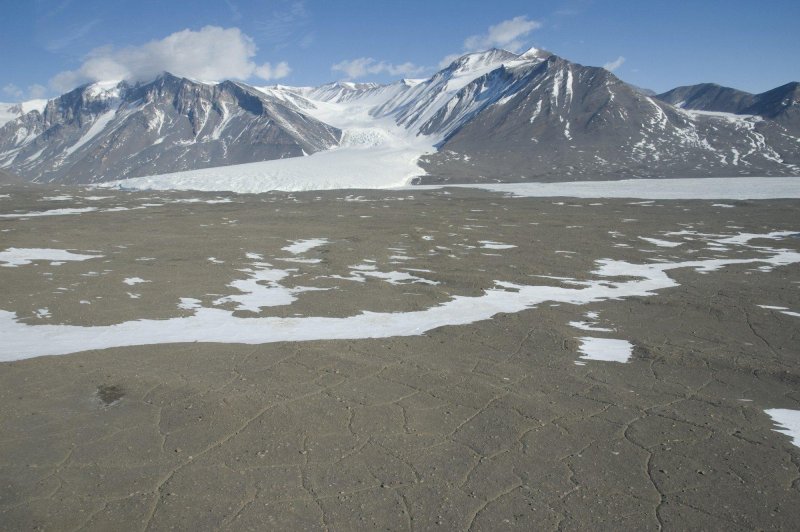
[1,0,798,101]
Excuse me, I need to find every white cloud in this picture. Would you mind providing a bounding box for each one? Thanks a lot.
[603,56,626,72]
[27,84,48,99]
[3,83,48,101]
[438,53,463,69]
[50,26,290,91]
[2,84,23,99]
[463,16,542,53]
[438,16,543,69]
[255,61,291,80]
[331,58,425,81]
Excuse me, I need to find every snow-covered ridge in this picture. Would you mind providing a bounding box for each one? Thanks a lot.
[679,109,763,123]
[0,100,48,127]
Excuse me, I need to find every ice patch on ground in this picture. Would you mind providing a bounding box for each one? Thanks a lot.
[479,241,516,250]
[0,207,99,218]
[329,265,438,285]
[638,237,682,248]
[282,238,329,254]
[213,260,326,313]
[42,195,73,201]
[433,177,800,200]
[1,231,798,361]
[577,337,633,363]
[276,257,322,264]
[570,319,615,332]
[765,409,800,448]
[0,248,103,267]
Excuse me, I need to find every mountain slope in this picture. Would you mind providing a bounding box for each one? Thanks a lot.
[0,73,340,183]
[656,83,755,114]
[419,56,799,182]
[747,82,800,128]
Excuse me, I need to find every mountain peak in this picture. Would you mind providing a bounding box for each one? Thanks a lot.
[83,79,126,100]
[401,78,425,87]
[446,49,518,74]
[518,46,551,61]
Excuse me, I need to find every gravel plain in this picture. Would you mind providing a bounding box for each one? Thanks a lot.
[1,183,799,530]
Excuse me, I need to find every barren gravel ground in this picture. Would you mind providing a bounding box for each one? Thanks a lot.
[1,183,798,530]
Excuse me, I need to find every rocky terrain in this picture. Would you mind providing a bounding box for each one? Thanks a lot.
[0,183,799,529]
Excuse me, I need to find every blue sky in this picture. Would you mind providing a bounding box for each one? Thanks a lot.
[2,0,798,101]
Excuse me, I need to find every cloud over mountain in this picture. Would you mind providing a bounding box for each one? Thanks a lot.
[603,56,626,72]
[331,58,425,80]
[463,16,541,52]
[50,26,290,90]
[439,15,542,68]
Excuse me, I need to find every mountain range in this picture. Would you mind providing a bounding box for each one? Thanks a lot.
[0,48,798,187]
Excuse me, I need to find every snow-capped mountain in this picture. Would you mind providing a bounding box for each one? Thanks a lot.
[420,55,800,182]
[0,48,798,187]
[0,73,340,183]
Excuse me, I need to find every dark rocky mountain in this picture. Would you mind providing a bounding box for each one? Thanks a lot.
[419,56,799,182]
[657,82,800,132]
[748,82,800,128]
[656,83,754,113]
[0,73,340,183]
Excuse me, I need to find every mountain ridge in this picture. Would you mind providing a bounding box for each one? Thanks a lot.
[1,49,798,187]
[656,82,800,131]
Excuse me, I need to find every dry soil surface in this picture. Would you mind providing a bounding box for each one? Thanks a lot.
[0,184,799,530]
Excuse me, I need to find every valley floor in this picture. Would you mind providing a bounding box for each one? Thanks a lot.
[0,183,799,530]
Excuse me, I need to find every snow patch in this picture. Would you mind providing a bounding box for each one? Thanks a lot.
[765,409,800,448]
[577,337,633,363]
[479,241,516,250]
[638,236,683,248]
[282,238,329,254]
[0,248,103,267]
[0,231,798,360]
[0,207,99,218]
[213,260,326,313]
[64,107,119,157]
